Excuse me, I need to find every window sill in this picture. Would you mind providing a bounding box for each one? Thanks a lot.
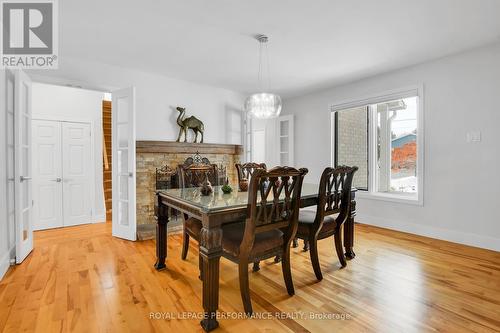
[355,191,423,206]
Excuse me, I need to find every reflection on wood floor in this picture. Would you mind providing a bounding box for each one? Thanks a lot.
[1,222,499,332]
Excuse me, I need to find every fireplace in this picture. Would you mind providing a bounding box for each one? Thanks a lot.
[136,141,243,230]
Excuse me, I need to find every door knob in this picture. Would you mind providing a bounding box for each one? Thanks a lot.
[129,172,134,178]
[20,176,32,182]
[51,178,62,182]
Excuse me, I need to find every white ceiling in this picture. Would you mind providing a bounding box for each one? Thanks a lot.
[61,0,500,98]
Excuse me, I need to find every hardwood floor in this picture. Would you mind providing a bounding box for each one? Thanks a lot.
[1,222,500,333]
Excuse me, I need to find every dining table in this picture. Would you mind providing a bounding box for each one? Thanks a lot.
[154,183,357,332]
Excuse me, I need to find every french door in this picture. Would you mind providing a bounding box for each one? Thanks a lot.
[14,70,33,264]
[112,87,136,241]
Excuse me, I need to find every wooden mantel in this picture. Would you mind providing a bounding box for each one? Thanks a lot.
[136,141,243,155]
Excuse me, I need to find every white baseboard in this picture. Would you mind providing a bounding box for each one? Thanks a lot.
[357,214,500,252]
[0,246,15,281]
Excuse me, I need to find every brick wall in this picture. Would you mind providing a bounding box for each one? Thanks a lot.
[336,107,368,189]
[136,152,241,225]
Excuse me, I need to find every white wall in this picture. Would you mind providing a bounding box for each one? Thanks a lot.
[27,57,245,144]
[32,83,107,222]
[283,42,500,252]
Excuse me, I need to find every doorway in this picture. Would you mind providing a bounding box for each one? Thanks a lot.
[102,100,112,222]
[4,70,138,268]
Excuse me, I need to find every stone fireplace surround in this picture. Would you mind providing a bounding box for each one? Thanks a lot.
[136,141,242,238]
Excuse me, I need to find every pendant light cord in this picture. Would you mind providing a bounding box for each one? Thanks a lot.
[265,42,271,92]
[254,35,273,93]
[258,40,263,92]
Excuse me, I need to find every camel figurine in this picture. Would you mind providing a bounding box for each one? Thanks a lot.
[175,107,205,143]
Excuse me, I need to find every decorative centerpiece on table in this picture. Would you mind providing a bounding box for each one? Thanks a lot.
[221,178,233,194]
[239,178,249,192]
[200,172,213,196]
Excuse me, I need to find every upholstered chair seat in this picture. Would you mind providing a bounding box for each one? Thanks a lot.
[222,222,284,259]
[296,208,338,239]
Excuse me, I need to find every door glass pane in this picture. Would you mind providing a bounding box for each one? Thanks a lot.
[280,137,289,153]
[118,149,128,173]
[335,106,368,190]
[7,146,14,178]
[119,201,129,226]
[23,147,29,176]
[280,120,289,136]
[119,175,129,200]
[117,124,129,148]
[23,116,29,146]
[7,80,13,111]
[7,113,14,145]
[117,97,129,123]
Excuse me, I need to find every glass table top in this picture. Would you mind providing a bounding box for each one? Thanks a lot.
[157,183,320,213]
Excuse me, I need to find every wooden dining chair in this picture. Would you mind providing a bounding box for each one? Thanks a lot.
[220,166,308,315]
[235,162,267,271]
[295,166,357,281]
[179,160,219,268]
[235,162,267,183]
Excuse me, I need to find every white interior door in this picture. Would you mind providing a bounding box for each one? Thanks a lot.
[62,122,92,227]
[14,70,33,264]
[33,120,63,230]
[112,87,136,241]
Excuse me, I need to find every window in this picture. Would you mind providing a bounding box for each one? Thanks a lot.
[332,87,423,204]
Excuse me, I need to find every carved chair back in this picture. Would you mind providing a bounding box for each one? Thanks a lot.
[239,167,308,257]
[235,162,267,183]
[178,157,219,188]
[313,166,358,229]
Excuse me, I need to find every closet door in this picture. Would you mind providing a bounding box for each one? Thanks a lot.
[32,120,63,230]
[62,122,92,227]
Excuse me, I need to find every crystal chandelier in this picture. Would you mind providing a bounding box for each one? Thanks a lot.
[245,35,282,119]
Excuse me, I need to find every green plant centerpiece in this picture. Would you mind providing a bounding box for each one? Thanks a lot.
[221,184,233,194]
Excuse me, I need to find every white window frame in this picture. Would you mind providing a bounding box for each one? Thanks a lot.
[330,85,424,206]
